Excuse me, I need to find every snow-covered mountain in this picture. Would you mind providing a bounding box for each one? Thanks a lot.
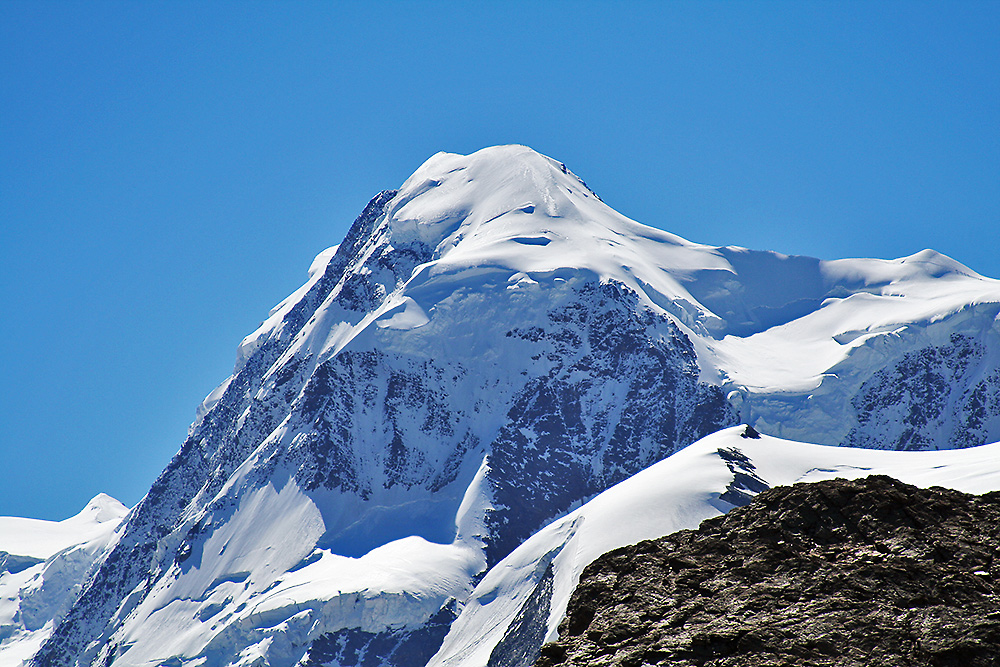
[24,145,1000,667]
[0,495,127,666]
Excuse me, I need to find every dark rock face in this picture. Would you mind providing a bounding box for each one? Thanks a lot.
[485,281,735,564]
[539,476,1000,667]
[285,348,479,498]
[847,333,1000,451]
[715,445,768,508]
[301,603,456,667]
[489,563,556,667]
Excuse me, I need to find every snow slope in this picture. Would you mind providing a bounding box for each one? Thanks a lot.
[428,425,1000,667]
[29,145,1000,667]
[0,495,127,666]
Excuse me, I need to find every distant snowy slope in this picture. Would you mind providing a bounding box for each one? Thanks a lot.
[428,426,1000,667]
[0,495,126,560]
[0,495,127,667]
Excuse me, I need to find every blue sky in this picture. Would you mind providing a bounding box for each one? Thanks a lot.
[2,1,998,520]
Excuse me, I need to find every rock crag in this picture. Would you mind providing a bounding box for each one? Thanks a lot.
[538,475,1000,667]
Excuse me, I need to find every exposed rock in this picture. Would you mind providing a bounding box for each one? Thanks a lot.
[846,333,1000,451]
[301,602,457,667]
[538,476,1000,667]
[488,563,556,667]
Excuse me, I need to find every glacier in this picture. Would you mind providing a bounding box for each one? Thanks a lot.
[0,495,127,666]
[15,145,1000,667]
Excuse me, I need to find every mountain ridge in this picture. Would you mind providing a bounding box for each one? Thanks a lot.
[19,145,1000,667]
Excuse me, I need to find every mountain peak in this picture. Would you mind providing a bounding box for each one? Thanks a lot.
[371,145,714,336]
[895,248,981,280]
[69,493,128,525]
[414,144,578,189]
[385,144,611,250]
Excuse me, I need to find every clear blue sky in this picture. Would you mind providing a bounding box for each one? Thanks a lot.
[2,1,998,520]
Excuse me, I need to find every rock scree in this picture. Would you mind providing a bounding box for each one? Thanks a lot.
[536,475,1000,667]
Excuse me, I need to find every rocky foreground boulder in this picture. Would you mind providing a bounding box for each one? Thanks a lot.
[537,475,1000,667]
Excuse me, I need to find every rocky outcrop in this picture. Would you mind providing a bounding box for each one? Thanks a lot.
[539,476,1000,667]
